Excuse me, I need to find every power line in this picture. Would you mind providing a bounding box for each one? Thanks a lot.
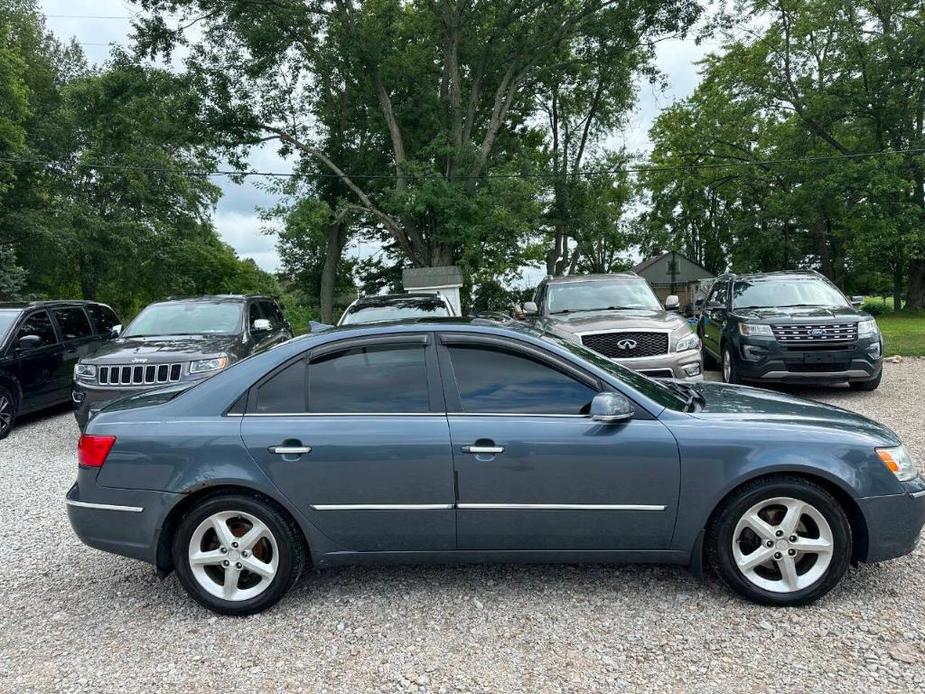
[45,15,133,20]
[1,147,923,181]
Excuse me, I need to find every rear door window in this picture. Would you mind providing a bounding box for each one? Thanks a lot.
[16,311,58,347]
[447,344,596,415]
[52,307,93,340]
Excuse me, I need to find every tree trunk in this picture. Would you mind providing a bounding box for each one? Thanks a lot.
[893,257,904,312]
[319,222,345,324]
[908,258,925,309]
[812,217,834,279]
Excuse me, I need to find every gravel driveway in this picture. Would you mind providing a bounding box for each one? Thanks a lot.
[2,360,924,693]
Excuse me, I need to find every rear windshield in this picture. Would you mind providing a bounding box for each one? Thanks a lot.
[341,300,450,325]
[732,279,849,309]
[0,310,20,343]
[546,280,661,314]
[124,302,243,337]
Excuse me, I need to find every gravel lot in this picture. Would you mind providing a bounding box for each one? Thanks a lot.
[2,360,925,693]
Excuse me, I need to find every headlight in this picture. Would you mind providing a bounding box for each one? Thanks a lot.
[74,363,97,381]
[189,355,229,374]
[877,445,919,483]
[739,323,773,337]
[675,332,700,352]
[857,319,879,338]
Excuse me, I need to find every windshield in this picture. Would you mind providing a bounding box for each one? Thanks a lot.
[341,302,449,325]
[543,333,688,411]
[547,280,662,314]
[732,279,849,309]
[124,302,243,337]
[0,310,20,343]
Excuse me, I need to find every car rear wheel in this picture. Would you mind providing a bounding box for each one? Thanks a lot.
[707,476,851,606]
[173,493,306,615]
[0,386,17,440]
[721,346,740,384]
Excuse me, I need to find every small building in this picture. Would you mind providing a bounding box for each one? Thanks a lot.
[402,266,464,315]
[632,251,716,313]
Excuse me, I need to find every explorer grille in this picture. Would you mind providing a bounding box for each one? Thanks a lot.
[98,363,183,387]
[580,331,669,358]
[771,323,858,345]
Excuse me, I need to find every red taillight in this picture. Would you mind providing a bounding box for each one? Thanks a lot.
[78,435,117,468]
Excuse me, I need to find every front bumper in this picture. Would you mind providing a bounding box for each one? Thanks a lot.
[857,486,925,563]
[612,350,704,381]
[66,477,182,565]
[732,335,882,384]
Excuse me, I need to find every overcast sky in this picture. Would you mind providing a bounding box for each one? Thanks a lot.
[39,0,710,278]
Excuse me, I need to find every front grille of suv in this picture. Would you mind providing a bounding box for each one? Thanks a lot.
[580,331,669,359]
[771,323,858,345]
[98,363,184,387]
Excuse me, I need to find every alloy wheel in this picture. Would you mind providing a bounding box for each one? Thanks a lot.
[722,350,732,382]
[188,510,279,601]
[732,496,834,593]
[0,395,12,435]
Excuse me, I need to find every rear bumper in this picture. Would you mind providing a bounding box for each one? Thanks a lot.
[66,480,182,565]
[857,488,925,563]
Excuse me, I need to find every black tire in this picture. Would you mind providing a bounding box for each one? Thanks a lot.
[706,476,852,607]
[849,370,882,391]
[0,385,17,440]
[172,493,307,616]
[721,345,741,384]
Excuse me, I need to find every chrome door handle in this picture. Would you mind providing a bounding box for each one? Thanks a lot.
[461,445,504,454]
[268,446,312,455]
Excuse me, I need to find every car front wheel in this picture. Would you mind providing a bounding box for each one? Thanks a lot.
[707,476,852,606]
[721,345,741,384]
[173,493,307,615]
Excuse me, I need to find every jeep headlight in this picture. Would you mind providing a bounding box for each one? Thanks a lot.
[74,363,97,381]
[877,445,919,483]
[189,355,229,374]
[675,332,700,352]
[739,323,773,337]
[857,319,879,338]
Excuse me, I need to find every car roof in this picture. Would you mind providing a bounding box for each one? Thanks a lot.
[154,295,276,305]
[718,270,823,282]
[544,272,641,285]
[0,300,109,310]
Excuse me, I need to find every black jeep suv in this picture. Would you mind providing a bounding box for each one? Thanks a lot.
[72,295,291,429]
[697,271,882,390]
[0,300,121,438]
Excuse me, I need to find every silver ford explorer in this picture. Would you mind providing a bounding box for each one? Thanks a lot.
[524,273,703,380]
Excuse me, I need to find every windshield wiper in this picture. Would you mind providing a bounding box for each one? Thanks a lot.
[662,381,704,412]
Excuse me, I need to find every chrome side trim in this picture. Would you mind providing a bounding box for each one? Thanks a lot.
[66,500,144,513]
[910,489,925,499]
[447,413,589,418]
[457,503,666,511]
[243,412,439,417]
[311,504,454,511]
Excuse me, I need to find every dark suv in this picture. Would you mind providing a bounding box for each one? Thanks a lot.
[697,271,882,389]
[73,295,292,429]
[0,300,121,438]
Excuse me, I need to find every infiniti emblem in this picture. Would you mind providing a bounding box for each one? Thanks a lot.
[616,338,638,350]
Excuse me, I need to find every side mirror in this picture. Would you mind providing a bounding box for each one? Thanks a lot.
[851,296,864,308]
[252,318,272,333]
[522,301,538,316]
[665,295,680,311]
[590,392,635,423]
[110,324,122,338]
[17,334,43,351]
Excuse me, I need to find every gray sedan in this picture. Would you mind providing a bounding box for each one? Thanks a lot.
[67,321,925,615]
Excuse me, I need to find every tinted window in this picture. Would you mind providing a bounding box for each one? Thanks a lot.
[308,343,429,412]
[448,345,596,414]
[260,301,282,330]
[709,282,727,307]
[52,307,92,340]
[256,360,306,413]
[16,311,57,347]
[86,304,120,334]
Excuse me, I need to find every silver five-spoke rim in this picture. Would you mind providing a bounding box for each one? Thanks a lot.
[732,496,834,593]
[722,350,732,382]
[0,395,12,433]
[188,510,279,602]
